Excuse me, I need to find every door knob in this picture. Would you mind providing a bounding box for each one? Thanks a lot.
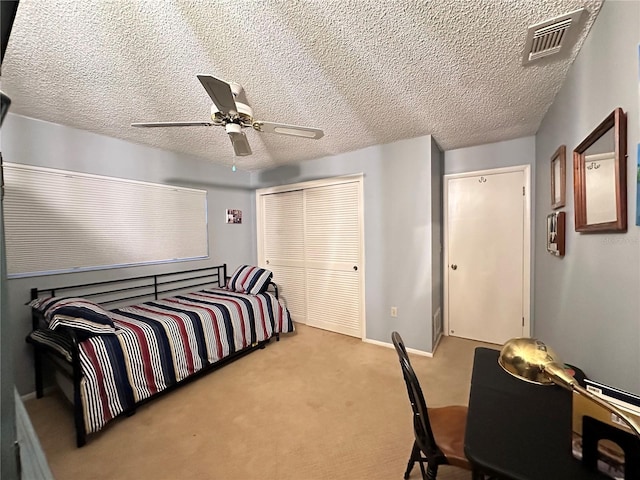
[353,265,358,271]
[266,260,270,265]
[451,264,457,270]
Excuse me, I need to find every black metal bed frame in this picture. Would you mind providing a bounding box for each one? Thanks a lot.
[27,263,279,447]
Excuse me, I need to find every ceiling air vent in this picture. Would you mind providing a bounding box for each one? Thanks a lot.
[522,8,584,64]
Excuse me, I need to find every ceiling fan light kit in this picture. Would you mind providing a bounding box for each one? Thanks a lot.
[131,74,324,160]
[225,123,242,134]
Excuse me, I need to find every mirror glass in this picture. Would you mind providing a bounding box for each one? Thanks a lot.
[573,108,627,232]
[550,145,566,209]
[553,159,562,204]
[584,128,616,224]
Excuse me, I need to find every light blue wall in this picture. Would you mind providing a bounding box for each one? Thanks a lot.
[430,142,444,347]
[534,0,640,393]
[1,181,17,479]
[2,114,256,394]
[251,136,439,353]
[444,136,536,175]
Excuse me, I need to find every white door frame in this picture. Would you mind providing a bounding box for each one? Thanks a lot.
[443,165,531,341]
[255,174,366,339]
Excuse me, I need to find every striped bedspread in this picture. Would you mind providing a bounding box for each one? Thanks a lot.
[79,288,293,434]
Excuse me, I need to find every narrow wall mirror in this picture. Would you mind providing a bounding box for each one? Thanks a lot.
[573,108,627,232]
[551,145,566,209]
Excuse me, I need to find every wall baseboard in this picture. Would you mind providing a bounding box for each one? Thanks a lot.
[432,331,443,354]
[20,386,55,403]
[363,338,433,358]
[15,388,55,480]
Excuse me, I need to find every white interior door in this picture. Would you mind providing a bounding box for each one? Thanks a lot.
[446,169,527,344]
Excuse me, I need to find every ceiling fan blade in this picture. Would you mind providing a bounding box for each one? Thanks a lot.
[131,121,214,127]
[253,121,324,139]
[197,75,237,114]
[228,131,252,156]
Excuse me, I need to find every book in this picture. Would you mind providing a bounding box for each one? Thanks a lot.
[571,381,640,480]
[584,379,640,419]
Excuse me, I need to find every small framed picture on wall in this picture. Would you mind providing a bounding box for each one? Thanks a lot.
[226,209,242,224]
[547,211,565,257]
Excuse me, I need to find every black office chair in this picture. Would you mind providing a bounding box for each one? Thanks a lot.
[392,331,482,480]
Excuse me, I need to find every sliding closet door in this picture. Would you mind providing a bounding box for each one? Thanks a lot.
[257,175,364,338]
[260,190,307,323]
[304,182,362,337]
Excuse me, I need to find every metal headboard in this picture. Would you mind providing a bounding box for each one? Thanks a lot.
[30,264,228,307]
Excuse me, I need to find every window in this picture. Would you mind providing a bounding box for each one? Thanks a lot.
[4,163,208,277]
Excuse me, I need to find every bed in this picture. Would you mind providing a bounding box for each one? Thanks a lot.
[26,264,294,447]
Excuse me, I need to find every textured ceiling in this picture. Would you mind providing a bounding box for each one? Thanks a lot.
[1,0,602,171]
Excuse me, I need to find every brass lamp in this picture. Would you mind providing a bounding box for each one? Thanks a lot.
[498,337,640,438]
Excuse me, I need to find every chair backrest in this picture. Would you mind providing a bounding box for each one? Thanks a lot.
[391,331,444,461]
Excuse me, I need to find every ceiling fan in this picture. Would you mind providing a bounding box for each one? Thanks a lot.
[132,75,324,157]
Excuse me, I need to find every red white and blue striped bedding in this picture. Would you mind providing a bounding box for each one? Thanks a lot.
[78,288,293,434]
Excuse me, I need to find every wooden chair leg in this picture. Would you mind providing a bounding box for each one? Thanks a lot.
[404,441,420,479]
[425,463,438,480]
[417,458,427,480]
[471,468,484,480]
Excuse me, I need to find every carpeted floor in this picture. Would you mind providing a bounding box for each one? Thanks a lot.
[25,324,496,479]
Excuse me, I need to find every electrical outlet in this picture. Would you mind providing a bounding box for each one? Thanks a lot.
[391,306,398,317]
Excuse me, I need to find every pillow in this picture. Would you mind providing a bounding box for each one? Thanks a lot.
[27,328,75,362]
[28,297,117,335]
[226,265,273,295]
[28,296,61,315]
[49,313,117,336]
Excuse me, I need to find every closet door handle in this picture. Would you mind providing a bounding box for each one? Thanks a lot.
[353,265,358,271]
[266,260,270,265]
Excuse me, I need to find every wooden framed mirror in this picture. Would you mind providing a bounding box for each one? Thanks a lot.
[573,108,627,232]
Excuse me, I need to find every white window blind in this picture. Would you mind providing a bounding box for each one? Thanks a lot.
[3,163,208,278]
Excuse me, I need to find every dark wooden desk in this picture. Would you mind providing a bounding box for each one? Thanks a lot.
[464,347,609,480]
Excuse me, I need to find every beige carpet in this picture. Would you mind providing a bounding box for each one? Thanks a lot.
[25,324,495,480]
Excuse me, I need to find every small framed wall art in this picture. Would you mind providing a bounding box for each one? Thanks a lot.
[546,211,565,257]
[551,145,566,209]
[225,209,242,224]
